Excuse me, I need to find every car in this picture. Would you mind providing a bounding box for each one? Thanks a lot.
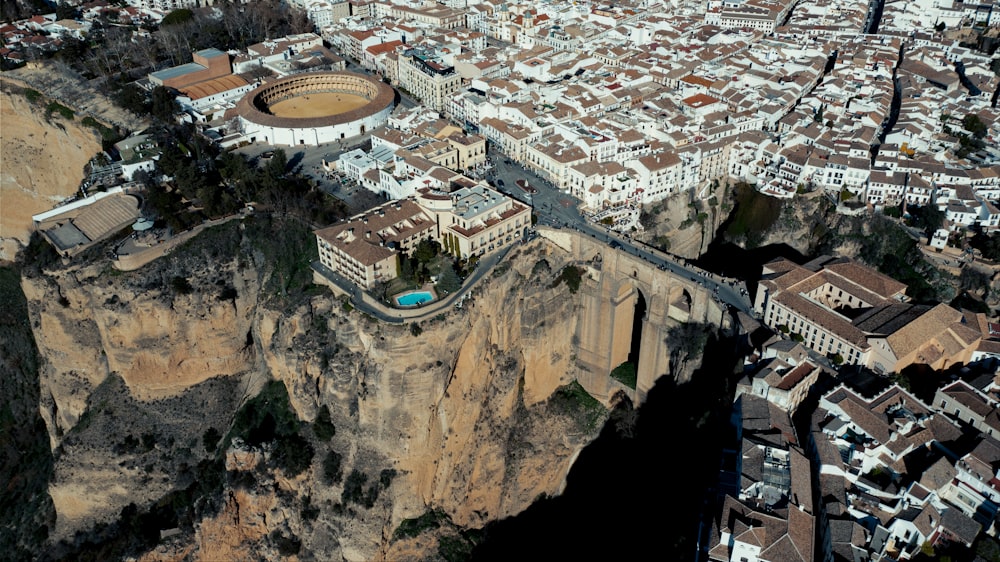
[609,241,621,250]
[496,179,505,187]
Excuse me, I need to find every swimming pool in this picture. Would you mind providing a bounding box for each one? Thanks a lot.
[396,291,434,307]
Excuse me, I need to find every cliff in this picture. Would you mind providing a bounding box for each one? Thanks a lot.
[23,221,611,560]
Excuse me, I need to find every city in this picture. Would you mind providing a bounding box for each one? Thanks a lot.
[6,0,1000,559]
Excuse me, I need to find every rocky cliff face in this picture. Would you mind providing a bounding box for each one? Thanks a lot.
[24,223,609,561]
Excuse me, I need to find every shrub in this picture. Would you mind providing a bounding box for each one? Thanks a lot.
[300,496,320,521]
[439,534,475,562]
[410,323,423,337]
[22,88,42,104]
[393,509,445,540]
[312,405,336,442]
[202,427,221,453]
[322,450,343,484]
[341,469,368,505]
[552,265,583,294]
[610,361,637,389]
[270,433,314,477]
[379,468,397,488]
[270,530,301,556]
[170,276,194,295]
[45,101,74,120]
[548,381,605,432]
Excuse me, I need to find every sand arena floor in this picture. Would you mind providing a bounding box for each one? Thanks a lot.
[268,92,371,118]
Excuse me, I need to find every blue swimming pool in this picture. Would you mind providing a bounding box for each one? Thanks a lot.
[396,291,434,306]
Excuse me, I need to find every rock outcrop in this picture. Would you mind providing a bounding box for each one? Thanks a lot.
[24,225,613,560]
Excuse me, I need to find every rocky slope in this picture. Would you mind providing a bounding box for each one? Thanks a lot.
[23,221,611,561]
[0,82,103,261]
[637,180,730,259]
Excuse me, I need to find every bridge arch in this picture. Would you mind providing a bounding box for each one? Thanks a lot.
[548,228,722,404]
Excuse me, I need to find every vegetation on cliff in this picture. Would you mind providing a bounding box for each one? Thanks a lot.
[723,182,785,248]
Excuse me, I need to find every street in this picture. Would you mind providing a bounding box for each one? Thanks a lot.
[483,145,754,313]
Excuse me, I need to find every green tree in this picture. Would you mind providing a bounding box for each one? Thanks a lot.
[413,239,439,264]
[665,322,712,375]
[437,260,461,294]
[150,86,178,122]
[161,8,193,25]
[905,205,945,237]
[270,433,314,477]
[202,427,221,453]
[963,113,988,139]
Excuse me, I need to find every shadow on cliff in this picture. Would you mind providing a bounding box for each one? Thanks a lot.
[0,265,56,558]
[470,332,740,562]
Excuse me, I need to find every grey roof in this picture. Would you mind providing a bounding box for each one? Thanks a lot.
[941,507,982,545]
[150,62,206,82]
[195,47,226,58]
[45,222,89,250]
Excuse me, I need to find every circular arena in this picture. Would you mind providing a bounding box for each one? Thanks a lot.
[236,71,395,147]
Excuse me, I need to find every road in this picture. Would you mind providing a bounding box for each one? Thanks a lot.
[484,145,754,313]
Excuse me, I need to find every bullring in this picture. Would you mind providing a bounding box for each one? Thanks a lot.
[236,71,395,147]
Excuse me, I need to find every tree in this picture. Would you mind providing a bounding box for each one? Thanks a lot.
[437,260,461,294]
[202,427,221,453]
[150,86,178,122]
[322,450,343,484]
[55,2,78,19]
[161,8,194,26]
[115,83,150,116]
[665,322,712,376]
[413,239,439,264]
[905,205,945,237]
[312,405,336,442]
[963,113,988,139]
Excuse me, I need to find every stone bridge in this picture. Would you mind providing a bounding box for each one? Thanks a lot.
[539,228,727,405]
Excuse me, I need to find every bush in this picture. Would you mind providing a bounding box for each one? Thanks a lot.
[270,432,314,477]
[548,381,605,432]
[393,509,445,540]
[312,405,336,442]
[45,101,74,120]
[170,276,194,294]
[410,323,423,337]
[552,265,583,293]
[322,450,343,484]
[610,362,637,390]
[202,427,221,453]
[341,469,368,505]
[270,530,301,556]
[22,88,42,104]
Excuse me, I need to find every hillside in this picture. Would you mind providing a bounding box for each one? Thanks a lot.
[0,83,102,261]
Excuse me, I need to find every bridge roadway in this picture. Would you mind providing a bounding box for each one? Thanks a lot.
[484,145,754,315]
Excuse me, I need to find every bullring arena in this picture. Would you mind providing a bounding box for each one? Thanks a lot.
[236,71,395,147]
